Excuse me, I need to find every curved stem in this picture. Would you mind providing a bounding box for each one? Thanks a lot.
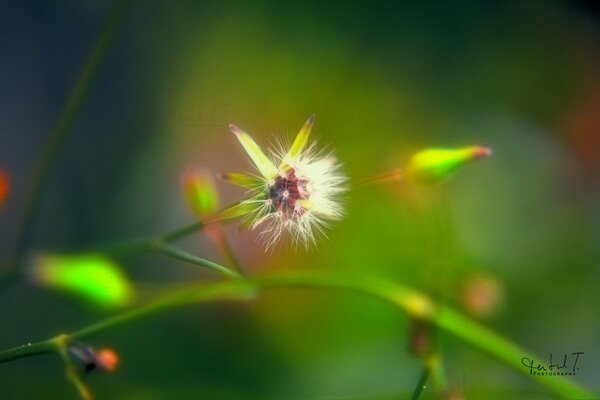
[0,338,58,363]
[153,242,241,279]
[1,0,130,283]
[92,221,205,257]
[71,280,255,342]
[0,270,593,399]
[161,221,206,242]
[209,225,244,276]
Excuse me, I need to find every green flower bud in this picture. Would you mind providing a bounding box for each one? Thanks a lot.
[406,146,492,184]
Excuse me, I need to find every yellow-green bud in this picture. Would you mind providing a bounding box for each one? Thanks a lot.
[405,146,492,184]
[31,253,134,309]
[182,168,219,216]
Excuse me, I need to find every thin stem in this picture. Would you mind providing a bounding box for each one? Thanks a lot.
[153,242,241,279]
[2,0,130,282]
[68,280,256,342]
[210,225,244,276]
[411,365,431,400]
[0,339,57,363]
[350,168,403,189]
[218,234,243,274]
[90,221,206,258]
[161,221,205,242]
[93,214,237,261]
[0,270,593,399]
[58,345,92,400]
[426,350,447,396]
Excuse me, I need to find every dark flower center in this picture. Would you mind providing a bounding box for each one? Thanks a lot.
[268,168,309,218]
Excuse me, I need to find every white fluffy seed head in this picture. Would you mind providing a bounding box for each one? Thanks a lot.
[245,144,346,250]
[226,116,347,250]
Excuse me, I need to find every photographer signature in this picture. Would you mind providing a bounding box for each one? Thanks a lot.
[521,352,583,375]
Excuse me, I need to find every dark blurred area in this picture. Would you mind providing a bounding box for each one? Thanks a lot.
[1,0,599,398]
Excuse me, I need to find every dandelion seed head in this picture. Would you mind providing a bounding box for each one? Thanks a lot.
[223,115,347,250]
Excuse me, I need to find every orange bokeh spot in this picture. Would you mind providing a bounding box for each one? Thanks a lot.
[0,169,8,208]
[96,348,119,372]
[461,275,504,318]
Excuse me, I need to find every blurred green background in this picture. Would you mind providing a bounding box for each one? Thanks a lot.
[1,0,599,398]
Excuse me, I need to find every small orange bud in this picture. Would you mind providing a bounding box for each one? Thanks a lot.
[68,344,119,373]
[96,348,119,372]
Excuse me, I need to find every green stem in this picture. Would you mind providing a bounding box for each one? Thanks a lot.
[153,242,241,279]
[428,354,447,396]
[219,235,243,275]
[2,0,130,282]
[411,365,431,400]
[0,339,58,363]
[57,341,92,400]
[212,226,244,276]
[68,280,256,342]
[91,221,206,257]
[161,221,206,242]
[0,271,594,399]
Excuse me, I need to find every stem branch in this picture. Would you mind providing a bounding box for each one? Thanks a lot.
[153,242,241,279]
[0,270,593,399]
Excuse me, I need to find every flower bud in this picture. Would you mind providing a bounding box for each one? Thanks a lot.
[95,348,119,372]
[69,344,119,373]
[405,146,492,184]
[31,253,134,309]
[182,167,219,216]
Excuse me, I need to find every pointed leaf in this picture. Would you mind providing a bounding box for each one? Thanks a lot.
[206,200,256,224]
[229,124,278,178]
[218,172,264,189]
[285,114,315,162]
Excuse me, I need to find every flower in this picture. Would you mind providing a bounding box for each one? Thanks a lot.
[219,115,347,250]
